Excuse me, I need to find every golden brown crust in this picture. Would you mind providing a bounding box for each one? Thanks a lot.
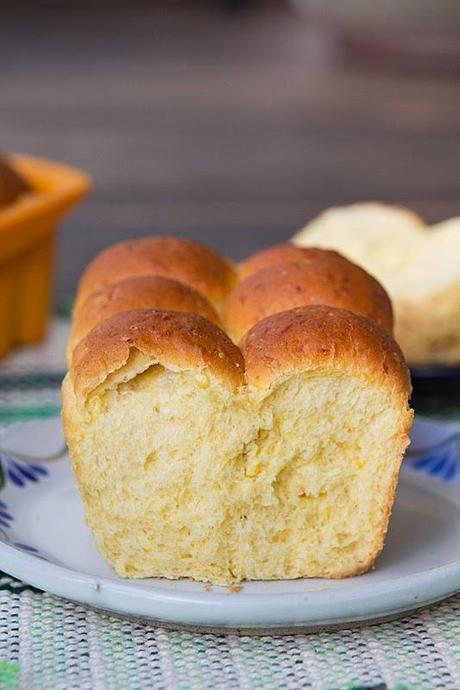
[75,237,237,312]
[71,309,245,401]
[239,244,334,280]
[226,256,393,343]
[69,275,220,358]
[243,304,410,397]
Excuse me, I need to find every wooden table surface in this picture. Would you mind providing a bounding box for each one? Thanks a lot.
[2,3,460,300]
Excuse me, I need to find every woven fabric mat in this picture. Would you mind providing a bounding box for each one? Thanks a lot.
[0,319,460,690]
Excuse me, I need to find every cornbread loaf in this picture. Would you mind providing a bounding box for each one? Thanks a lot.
[63,236,412,585]
[293,203,460,364]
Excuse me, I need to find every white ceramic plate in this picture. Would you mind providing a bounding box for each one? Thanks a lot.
[0,416,460,632]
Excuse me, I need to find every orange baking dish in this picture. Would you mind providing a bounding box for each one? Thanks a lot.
[0,154,90,358]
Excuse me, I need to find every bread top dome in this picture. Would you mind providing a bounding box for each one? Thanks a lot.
[243,304,409,399]
[75,236,237,313]
[69,274,220,358]
[227,251,393,342]
[71,308,245,401]
[239,244,332,280]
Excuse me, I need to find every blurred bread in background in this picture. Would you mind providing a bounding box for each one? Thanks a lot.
[293,204,460,365]
[392,217,460,364]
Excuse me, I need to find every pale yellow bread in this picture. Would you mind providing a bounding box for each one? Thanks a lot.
[75,236,237,314]
[68,275,220,363]
[226,253,393,342]
[393,217,460,300]
[63,305,412,585]
[292,203,425,290]
[392,217,460,363]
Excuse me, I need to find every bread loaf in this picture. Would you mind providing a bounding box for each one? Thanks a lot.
[293,203,460,364]
[62,236,412,585]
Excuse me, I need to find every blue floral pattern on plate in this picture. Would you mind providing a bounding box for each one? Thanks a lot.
[0,454,50,560]
[407,432,460,482]
[1,454,48,487]
[0,500,13,529]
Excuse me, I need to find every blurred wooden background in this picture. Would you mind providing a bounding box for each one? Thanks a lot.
[2,1,460,302]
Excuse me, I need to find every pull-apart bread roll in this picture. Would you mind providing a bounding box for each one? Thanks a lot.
[228,248,393,342]
[63,237,412,585]
[68,275,220,362]
[75,236,236,314]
